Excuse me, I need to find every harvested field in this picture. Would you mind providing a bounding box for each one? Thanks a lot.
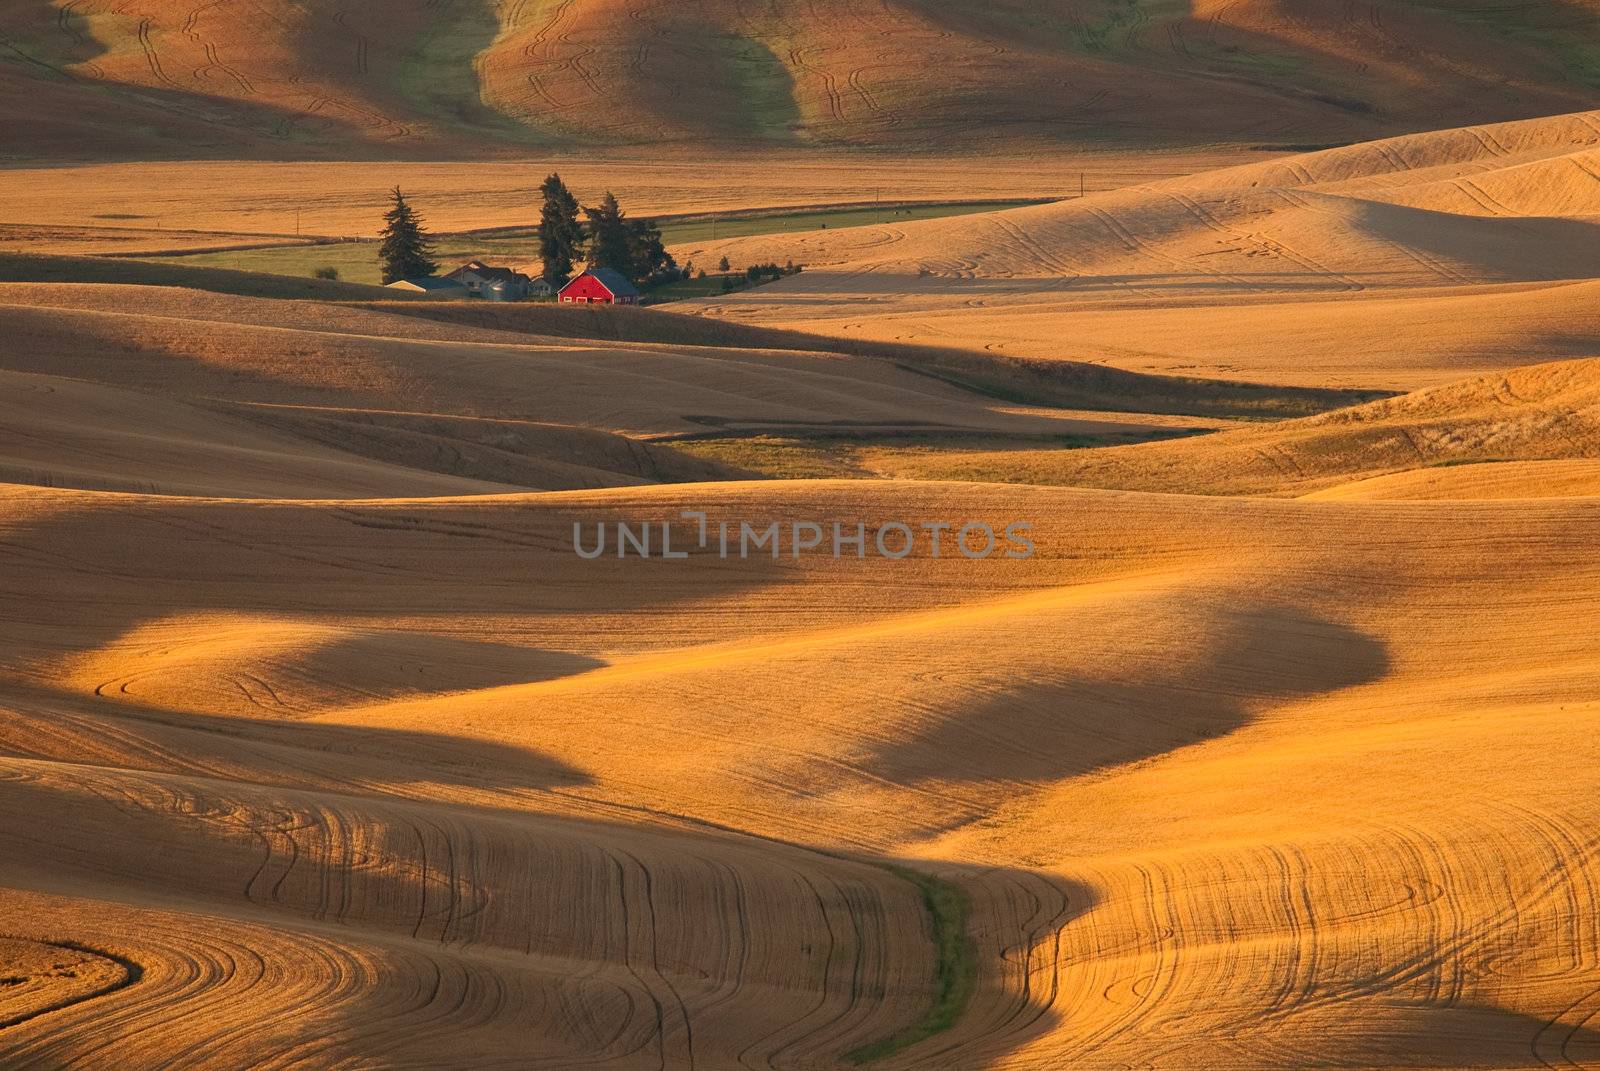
[0,155,1234,239]
[4,473,1600,1067]
[682,108,1600,390]
[3,38,1600,1068]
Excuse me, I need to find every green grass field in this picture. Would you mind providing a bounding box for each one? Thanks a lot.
[644,275,741,303]
[131,200,1046,286]
[846,865,976,1064]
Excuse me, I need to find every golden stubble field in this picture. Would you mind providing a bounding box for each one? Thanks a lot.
[677,109,1600,391]
[0,150,1252,243]
[4,473,1600,1068]
[1,102,1599,1069]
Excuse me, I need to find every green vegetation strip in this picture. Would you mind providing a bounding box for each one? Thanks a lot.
[129,200,1045,286]
[847,865,977,1065]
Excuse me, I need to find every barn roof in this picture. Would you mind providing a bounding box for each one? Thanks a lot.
[562,267,640,298]
[447,261,528,284]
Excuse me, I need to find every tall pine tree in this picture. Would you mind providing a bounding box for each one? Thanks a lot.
[378,187,438,284]
[538,173,583,287]
[584,192,632,276]
[626,217,675,285]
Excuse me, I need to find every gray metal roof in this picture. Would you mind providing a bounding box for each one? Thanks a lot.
[447,262,528,284]
[581,267,641,297]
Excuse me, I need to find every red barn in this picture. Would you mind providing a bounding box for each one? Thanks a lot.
[557,267,641,305]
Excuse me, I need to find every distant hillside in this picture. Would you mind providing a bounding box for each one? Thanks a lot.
[3,0,1600,159]
[680,108,1600,391]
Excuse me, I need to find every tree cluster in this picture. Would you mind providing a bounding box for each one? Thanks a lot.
[539,176,680,288]
[719,260,805,293]
[379,181,802,296]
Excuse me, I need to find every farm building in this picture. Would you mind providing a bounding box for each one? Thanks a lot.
[558,268,640,305]
[385,276,468,298]
[445,261,541,301]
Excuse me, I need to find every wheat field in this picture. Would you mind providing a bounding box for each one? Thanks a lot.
[2,20,1600,1066]
[681,108,1600,390]
[4,469,1600,1067]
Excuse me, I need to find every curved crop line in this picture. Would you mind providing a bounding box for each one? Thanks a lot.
[0,938,143,1031]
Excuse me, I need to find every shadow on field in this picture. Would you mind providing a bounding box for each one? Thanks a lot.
[862,605,1389,786]
[354,297,1387,419]
[0,679,596,793]
[0,0,382,156]
[0,492,790,668]
[1253,1001,1600,1069]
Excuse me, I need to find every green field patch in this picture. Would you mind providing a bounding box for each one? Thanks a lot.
[643,274,737,303]
[394,0,560,143]
[660,199,1044,246]
[705,34,802,142]
[135,200,1046,286]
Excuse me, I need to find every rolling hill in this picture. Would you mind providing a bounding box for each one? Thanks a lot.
[680,107,1600,390]
[3,0,1600,159]
[867,356,1600,495]
[3,55,1600,1068]
[3,472,1600,1067]
[0,264,1350,498]
[1,173,1600,1071]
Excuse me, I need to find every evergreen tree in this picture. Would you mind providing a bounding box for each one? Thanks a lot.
[378,187,438,284]
[626,217,675,284]
[584,192,632,275]
[538,173,583,287]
